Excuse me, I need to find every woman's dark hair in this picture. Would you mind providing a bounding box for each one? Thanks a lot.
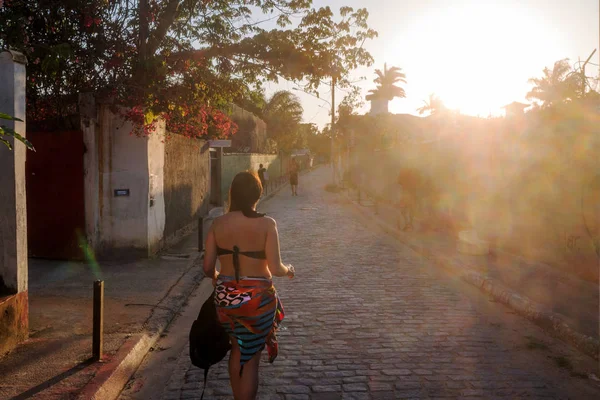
[228,171,263,214]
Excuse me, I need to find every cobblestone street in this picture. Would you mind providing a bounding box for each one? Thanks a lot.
[161,166,600,400]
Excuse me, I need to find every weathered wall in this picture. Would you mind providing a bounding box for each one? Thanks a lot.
[147,123,166,254]
[0,50,29,355]
[79,104,168,258]
[163,135,210,245]
[81,101,217,257]
[98,106,151,256]
[221,153,281,205]
[229,105,268,153]
[0,51,28,294]
[80,93,101,252]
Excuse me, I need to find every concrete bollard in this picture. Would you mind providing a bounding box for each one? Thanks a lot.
[92,280,104,361]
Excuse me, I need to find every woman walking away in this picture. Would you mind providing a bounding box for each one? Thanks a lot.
[203,171,295,400]
[289,158,299,196]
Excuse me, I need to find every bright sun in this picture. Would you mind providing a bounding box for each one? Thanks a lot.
[399,2,560,116]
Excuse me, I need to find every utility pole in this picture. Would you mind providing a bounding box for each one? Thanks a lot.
[331,76,336,185]
[580,49,597,96]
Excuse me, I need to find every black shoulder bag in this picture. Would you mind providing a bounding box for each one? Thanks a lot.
[189,291,231,399]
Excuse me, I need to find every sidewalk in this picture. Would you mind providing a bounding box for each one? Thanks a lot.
[343,187,600,360]
[0,215,219,399]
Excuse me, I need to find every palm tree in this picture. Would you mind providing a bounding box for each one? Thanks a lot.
[233,89,303,152]
[262,90,304,151]
[526,59,581,108]
[417,93,445,115]
[263,90,303,126]
[366,63,407,101]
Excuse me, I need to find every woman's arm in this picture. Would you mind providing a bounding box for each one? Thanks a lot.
[265,218,293,277]
[203,225,218,281]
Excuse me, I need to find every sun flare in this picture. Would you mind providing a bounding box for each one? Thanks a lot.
[399,2,563,116]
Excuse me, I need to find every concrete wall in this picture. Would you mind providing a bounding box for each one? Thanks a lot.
[80,101,167,258]
[80,98,215,257]
[80,94,101,252]
[221,153,281,206]
[0,50,29,355]
[229,105,268,153]
[163,135,210,246]
[147,123,166,254]
[99,106,152,255]
[369,98,388,115]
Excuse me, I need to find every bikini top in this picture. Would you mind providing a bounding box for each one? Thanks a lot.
[215,209,267,282]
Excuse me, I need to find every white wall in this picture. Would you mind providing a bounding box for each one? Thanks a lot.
[0,51,28,293]
[82,104,166,257]
[80,94,100,252]
[369,98,389,115]
[147,121,166,254]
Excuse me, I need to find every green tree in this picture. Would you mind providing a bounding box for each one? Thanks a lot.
[335,86,363,146]
[526,59,581,108]
[262,90,304,152]
[0,1,377,138]
[366,63,407,101]
[309,125,331,160]
[417,93,446,115]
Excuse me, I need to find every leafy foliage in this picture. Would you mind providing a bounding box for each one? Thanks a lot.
[0,1,377,139]
[262,90,303,151]
[417,93,446,115]
[0,112,34,151]
[366,63,407,101]
[306,123,330,158]
[526,59,582,108]
[238,89,305,153]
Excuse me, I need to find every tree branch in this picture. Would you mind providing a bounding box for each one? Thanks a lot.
[147,0,183,55]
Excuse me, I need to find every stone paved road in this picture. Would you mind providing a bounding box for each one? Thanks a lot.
[160,166,600,400]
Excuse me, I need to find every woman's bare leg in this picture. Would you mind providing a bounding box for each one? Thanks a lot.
[229,339,262,400]
[237,350,262,400]
[229,339,242,396]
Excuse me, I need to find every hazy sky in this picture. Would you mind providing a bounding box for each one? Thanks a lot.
[263,0,600,127]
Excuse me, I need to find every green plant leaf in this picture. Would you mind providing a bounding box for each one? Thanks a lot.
[0,126,35,151]
[0,138,12,150]
[0,112,24,122]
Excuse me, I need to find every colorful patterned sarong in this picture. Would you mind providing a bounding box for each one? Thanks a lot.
[214,275,285,372]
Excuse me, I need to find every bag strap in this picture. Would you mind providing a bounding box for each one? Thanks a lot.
[200,367,209,400]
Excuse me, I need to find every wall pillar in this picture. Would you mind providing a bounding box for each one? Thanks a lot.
[0,50,29,355]
[218,147,224,206]
[79,93,101,253]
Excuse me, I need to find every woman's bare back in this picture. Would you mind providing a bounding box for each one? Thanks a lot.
[212,211,272,278]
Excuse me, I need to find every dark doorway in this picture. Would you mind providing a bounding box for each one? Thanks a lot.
[26,130,86,259]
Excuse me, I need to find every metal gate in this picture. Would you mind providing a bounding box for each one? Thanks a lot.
[26,130,86,259]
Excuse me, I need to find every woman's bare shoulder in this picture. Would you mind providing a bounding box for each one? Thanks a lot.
[262,215,277,227]
[211,213,229,227]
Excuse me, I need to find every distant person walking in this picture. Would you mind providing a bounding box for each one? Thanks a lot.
[258,164,268,195]
[289,158,299,196]
[396,167,421,231]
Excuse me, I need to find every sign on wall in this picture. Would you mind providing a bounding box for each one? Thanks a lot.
[114,189,130,197]
[209,140,232,148]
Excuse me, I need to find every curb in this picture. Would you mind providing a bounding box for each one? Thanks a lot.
[78,244,208,399]
[343,190,600,361]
